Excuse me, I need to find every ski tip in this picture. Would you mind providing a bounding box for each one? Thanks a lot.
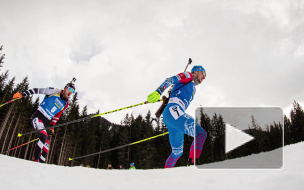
[17,133,22,137]
[69,158,73,161]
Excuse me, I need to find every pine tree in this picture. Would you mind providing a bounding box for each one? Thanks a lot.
[284,115,292,145]
[0,71,10,100]
[153,116,170,168]
[212,114,225,161]
[197,108,213,164]
[290,101,304,143]
[247,116,264,154]
[116,125,130,168]
[141,111,156,168]
[95,117,111,169]
[0,77,15,139]
[0,45,5,69]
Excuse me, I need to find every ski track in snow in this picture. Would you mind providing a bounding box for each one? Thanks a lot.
[0,143,303,190]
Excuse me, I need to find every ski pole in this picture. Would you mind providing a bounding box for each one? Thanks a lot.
[18,99,162,137]
[168,58,192,94]
[1,138,39,154]
[90,100,161,118]
[0,98,21,108]
[162,58,193,118]
[184,58,192,72]
[69,132,168,161]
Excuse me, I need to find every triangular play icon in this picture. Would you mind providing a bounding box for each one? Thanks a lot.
[225,123,254,153]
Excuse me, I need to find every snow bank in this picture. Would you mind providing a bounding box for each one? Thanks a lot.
[0,143,303,190]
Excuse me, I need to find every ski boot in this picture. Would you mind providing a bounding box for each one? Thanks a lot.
[187,158,200,166]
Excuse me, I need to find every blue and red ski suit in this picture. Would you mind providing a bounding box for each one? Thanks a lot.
[155,72,207,168]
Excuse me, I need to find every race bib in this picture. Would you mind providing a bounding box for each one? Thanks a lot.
[51,106,57,113]
[169,105,184,120]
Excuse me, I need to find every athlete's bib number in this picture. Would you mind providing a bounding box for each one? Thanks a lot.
[51,106,57,113]
[169,105,184,120]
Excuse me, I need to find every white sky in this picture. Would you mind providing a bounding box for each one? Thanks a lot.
[1,0,304,124]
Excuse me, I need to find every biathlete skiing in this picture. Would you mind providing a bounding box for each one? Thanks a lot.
[12,79,76,163]
[147,65,207,168]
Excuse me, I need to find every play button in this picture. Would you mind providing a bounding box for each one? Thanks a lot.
[195,107,283,169]
[225,123,254,153]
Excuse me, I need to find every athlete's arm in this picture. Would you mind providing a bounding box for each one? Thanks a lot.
[156,72,193,94]
[21,87,59,97]
[147,72,193,103]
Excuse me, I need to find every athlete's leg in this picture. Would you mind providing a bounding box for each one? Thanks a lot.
[39,137,50,163]
[164,127,184,168]
[163,105,185,168]
[32,117,48,162]
[163,104,207,167]
[182,114,207,163]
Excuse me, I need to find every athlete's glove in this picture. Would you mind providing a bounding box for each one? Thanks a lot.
[49,128,54,136]
[147,91,161,103]
[13,92,23,99]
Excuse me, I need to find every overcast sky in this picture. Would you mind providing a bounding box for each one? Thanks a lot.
[0,0,303,124]
[198,107,283,130]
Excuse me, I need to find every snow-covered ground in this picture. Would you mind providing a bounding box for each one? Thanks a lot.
[1,142,303,190]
